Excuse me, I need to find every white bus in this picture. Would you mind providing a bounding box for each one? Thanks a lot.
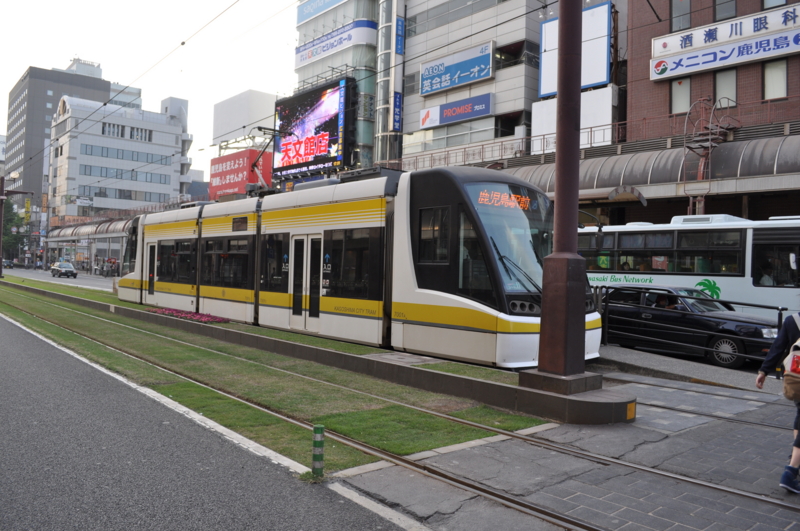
[578,214,800,318]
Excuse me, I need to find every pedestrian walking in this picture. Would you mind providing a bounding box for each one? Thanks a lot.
[756,312,800,493]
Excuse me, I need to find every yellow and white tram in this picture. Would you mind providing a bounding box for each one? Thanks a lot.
[119,166,602,368]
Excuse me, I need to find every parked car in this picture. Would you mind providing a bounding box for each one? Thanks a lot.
[2,259,13,269]
[603,285,779,369]
[51,262,78,279]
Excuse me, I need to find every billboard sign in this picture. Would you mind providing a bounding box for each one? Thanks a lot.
[652,5,800,60]
[273,78,354,178]
[419,93,494,130]
[209,149,272,200]
[420,42,494,96]
[539,1,612,98]
[296,20,378,68]
[651,26,800,80]
[297,0,347,25]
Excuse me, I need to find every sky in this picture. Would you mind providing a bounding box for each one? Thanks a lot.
[3,0,301,180]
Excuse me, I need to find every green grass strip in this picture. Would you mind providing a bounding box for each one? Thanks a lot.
[0,300,375,471]
[0,288,544,466]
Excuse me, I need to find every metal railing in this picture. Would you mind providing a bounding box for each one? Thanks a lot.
[380,94,800,170]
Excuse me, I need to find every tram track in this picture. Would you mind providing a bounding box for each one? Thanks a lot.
[1,286,799,520]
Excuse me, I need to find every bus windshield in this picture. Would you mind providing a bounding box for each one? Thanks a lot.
[465,182,553,293]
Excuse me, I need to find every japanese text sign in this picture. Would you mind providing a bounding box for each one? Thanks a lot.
[419,42,494,96]
[209,149,271,200]
[652,5,799,60]
[651,27,800,80]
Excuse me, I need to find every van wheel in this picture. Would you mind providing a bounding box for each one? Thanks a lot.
[707,337,745,369]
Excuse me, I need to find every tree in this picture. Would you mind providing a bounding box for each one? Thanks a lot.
[3,204,25,259]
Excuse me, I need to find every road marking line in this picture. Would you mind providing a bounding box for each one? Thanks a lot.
[328,483,431,531]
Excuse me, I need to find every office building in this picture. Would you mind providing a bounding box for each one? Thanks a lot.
[5,58,142,226]
[48,96,192,226]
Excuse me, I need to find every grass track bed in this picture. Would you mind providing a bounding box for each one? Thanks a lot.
[0,285,545,473]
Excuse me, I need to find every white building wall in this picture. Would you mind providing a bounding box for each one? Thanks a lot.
[49,97,188,218]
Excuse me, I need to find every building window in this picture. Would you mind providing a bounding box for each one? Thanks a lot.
[715,69,737,107]
[47,90,53,96]
[715,0,735,21]
[672,0,691,32]
[764,0,786,8]
[671,78,692,113]
[45,115,52,122]
[45,128,51,134]
[403,72,419,96]
[46,102,53,109]
[764,59,787,100]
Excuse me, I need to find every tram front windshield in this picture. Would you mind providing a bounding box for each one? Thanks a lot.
[465,182,553,293]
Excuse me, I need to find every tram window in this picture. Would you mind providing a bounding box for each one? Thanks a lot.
[174,240,196,284]
[232,217,248,232]
[419,207,449,262]
[323,228,383,301]
[457,211,494,306]
[262,233,290,293]
[157,240,175,282]
[201,238,251,289]
[752,245,798,287]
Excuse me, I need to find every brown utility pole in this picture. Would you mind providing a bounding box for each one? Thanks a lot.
[538,0,586,377]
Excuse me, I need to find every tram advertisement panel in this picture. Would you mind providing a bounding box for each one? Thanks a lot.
[273,78,354,178]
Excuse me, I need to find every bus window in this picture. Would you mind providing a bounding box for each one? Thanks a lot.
[752,245,799,287]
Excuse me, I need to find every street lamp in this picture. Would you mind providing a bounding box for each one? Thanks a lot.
[0,171,33,279]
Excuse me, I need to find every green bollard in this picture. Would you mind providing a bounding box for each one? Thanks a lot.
[312,425,325,477]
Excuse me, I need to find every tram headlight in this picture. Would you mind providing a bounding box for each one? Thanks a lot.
[761,328,779,339]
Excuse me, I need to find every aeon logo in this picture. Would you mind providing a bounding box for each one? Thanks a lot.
[653,60,669,76]
[423,64,445,77]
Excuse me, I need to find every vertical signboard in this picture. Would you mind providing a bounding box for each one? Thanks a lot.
[24,198,31,224]
[392,92,403,131]
[395,17,405,55]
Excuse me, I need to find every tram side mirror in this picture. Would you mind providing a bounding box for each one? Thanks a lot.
[791,253,797,270]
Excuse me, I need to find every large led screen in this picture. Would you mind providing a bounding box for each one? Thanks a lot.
[273,78,353,178]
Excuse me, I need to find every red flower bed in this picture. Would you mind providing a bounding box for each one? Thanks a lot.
[147,308,230,323]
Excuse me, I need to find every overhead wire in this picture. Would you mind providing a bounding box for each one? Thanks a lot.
[9,0,243,194]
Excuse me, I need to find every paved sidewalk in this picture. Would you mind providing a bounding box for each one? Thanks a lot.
[336,350,800,531]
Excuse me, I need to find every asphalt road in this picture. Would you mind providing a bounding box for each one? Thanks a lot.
[0,315,400,531]
[2,266,116,291]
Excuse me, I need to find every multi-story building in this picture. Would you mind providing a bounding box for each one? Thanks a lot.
[5,58,142,225]
[48,96,192,226]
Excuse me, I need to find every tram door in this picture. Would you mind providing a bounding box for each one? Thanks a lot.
[144,244,157,303]
[289,235,322,333]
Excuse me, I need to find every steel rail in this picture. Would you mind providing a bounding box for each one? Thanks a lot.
[0,301,606,531]
[1,286,799,514]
